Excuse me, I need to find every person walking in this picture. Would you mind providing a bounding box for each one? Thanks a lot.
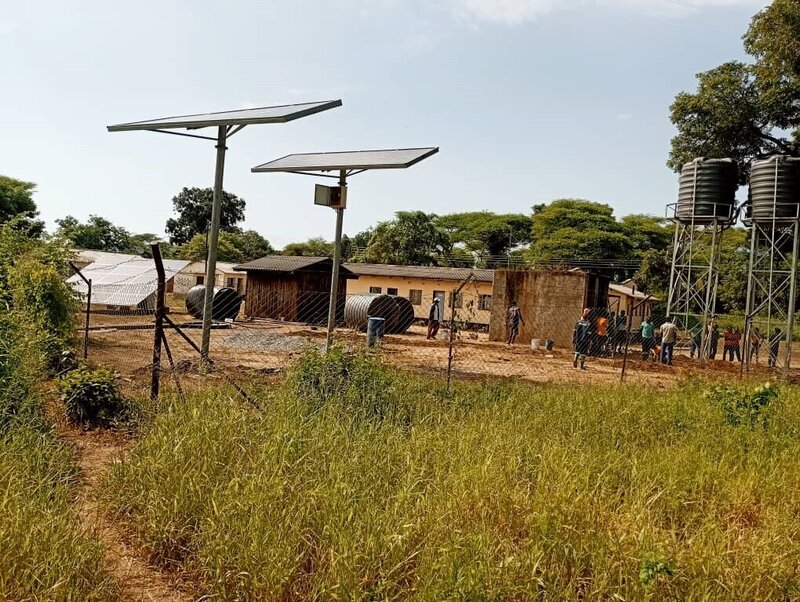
[641,317,655,360]
[749,327,763,364]
[507,300,524,345]
[769,327,783,368]
[659,318,677,365]
[709,323,720,360]
[573,308,592,370]
[426,298,442,340]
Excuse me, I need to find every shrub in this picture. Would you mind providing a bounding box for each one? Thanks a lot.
[705,382,779,429]
[59,365,125,427]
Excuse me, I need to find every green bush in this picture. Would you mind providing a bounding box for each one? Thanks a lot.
[705,382,779,429]
[59,365,125,427]
[0,312,48,433]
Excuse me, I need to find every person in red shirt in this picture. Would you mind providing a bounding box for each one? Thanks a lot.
[723,326,742,362]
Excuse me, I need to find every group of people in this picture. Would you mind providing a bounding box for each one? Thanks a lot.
[572,309,786,370]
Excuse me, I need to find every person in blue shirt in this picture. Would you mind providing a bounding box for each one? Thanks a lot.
[640,317,655,360]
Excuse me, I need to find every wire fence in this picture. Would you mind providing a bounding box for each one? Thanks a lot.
[68,260,792,404]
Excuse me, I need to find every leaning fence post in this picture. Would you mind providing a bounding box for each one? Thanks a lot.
[150,243,166,401]
[68,261,92,360]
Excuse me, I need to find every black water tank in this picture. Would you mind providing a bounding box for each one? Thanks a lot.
[675,158,737,224]
[185,285,242,321]
[344,294,415,334]
[749,155,800,224]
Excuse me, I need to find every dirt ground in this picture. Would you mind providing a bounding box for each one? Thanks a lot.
[85,311,785,390]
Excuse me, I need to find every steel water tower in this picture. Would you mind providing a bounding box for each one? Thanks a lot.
[667,158,737,361]
[743,155,800,372]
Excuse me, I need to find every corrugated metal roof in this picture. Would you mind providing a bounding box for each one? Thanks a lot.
[344,263,494,283]
[234,255,354,274]
[609,283,659,301]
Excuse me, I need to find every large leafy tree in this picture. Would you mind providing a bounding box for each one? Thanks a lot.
[282,237,334,257]
[178,232,245,263]
[0,176,44,236]
[528,199,631,261]
[362,211,450,266]
[165,187,246,245]
[669,0,800,178]
[56,215,134,253]
[435,212,533,265]
[619,215,674,255]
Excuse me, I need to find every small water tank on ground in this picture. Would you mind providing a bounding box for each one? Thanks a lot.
[185,286,242,321]
[345,294,415,334]
[675,158,738,225]
[749,155,800,224]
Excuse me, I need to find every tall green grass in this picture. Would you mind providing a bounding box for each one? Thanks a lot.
[104,350,800,599]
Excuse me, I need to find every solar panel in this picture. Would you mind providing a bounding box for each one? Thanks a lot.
[251,147,439,173]
[68,258,189,306]
[107,100,342,132]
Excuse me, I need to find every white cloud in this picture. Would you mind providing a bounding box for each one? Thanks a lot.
[446,0,767,25]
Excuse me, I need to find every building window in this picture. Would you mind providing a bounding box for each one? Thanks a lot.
[479,294,492,310]
[433,291,446,306]
[226,277,235,288]
[369,286,382,294]
[387,287,398,296]
[409,289,422,305]
[195,275,204,285]
[450,292,463,309]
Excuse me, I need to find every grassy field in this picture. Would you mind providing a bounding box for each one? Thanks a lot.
[101,349,800,600]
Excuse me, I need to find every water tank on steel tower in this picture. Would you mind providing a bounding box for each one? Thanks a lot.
[675,158,738,225]
[749,155,800,224]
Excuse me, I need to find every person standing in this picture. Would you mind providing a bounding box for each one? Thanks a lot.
[608,311,618,356]
[595,311,609,356]
[689,323,702,359]
[731,327,743,362]
[749,327,763,364]
[427,298,442,340]
[573,308,592,369]
[769,327,783,368]
[641,317,655,360]
[723,326,736,361]
[709,324,720,360]
[615,311,629,354]
[659,318,677,365]
[507,300,525,345]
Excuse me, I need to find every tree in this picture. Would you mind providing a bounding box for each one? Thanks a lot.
[231,230,274,261]
[282,237,334,257]
[619,215,674,256]
[165,187,246,245]
[362,211,450,266]
[177,232,245,263]
[0,176,44,236]
[56,215,133,253]
[528,199,633,261]
[435,212,533,264]
[632,249,672,296]
[669,1,800,178]
[716,228,751,313]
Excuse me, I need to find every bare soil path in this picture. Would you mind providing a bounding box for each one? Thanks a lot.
[55,417,189,602]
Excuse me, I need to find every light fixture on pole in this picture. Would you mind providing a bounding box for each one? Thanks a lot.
[251,147,439,351]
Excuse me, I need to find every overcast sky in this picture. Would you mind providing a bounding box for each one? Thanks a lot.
[1,0,767,247]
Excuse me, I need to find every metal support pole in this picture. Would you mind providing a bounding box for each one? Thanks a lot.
[201,125,228,361]
[325,170,346,353]
[84,279,91,360]
[785,221,800,375]
[150,243,166,401]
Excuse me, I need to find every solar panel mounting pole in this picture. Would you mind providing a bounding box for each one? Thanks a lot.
[200,126,228,360]
[325,170,346,352]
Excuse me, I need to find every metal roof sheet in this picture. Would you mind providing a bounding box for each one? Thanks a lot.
[107,100,342,132]
[68,258,189,306]
[234,255,355,276]
[251,147,439,173]
[344,263,494,283]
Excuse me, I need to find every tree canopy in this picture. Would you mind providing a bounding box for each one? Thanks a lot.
[178,230,274,263]
[361,211,450,266]
[0,176,44,236]
[165,187,246,245]
[435,212,532,265]
[282,237,334,257]
[56,215,137,253]
[669,0,800,177]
